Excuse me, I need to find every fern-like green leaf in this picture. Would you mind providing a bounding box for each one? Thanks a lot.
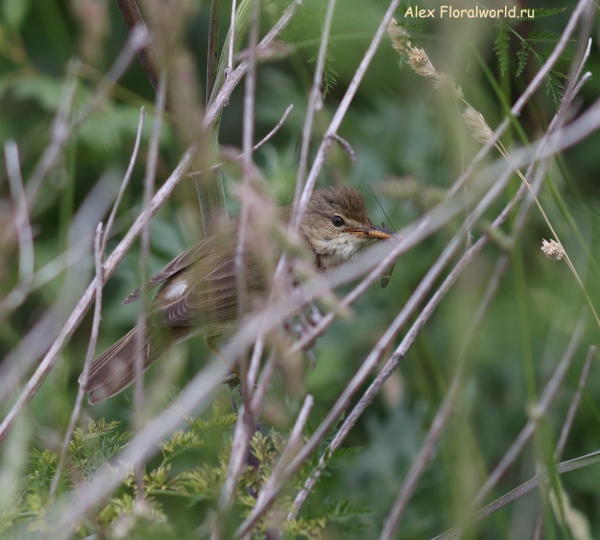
[531,7,567,19]
[493,22,510,78]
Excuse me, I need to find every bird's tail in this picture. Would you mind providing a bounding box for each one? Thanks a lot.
[81,327,166,404]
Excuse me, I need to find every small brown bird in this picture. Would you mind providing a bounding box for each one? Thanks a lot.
[83,185,394,403]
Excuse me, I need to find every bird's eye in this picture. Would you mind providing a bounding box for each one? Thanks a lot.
[331,215,344,227]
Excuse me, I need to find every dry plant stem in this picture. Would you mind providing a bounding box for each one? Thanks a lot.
[293,0,337,210]
[253,104,294,151]
[207,0,223,103]
[134,73,167,498]
[214,406,253,540]
[26,28,150,206]
[237,0,261,327]
[250,351,276,413]
[490,320,586,490]
[431,319,585,540]
[0,146,196,444]
[380,362,466,540]
[227,0,237,78]
[533,510,544,540]
[204,0,306,128]
[329,133,356,163]
[378,195,549,540]
[447,0,590,198]
[434,449,600,540]
[1,142,34,318]
[48,224,104,499]
[114,0,162,95]
[214,3,261,533]
[101,107,146,257]
[555,345,596,460]
[247,333,265,392]
[24,60,79,205]
[292,0,402,229]
[188,104,293,176]
[73,27,151,130]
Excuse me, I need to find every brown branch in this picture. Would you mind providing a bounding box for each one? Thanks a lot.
[101,107,146,258]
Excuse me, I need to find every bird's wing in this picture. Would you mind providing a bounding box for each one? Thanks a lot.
[123,237,215,305]
[150,257,243,328]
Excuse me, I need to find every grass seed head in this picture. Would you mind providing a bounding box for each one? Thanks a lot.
[462,105,494,144]
[541,239,566,260]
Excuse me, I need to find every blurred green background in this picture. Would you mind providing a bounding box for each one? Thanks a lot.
[2,0,600,538]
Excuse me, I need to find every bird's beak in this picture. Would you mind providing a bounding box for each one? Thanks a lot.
[348,225,396,240]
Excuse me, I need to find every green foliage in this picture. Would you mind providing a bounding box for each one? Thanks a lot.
[3,401,365,539]
[1,0,30,30]
[494,15,569,108]
[493,22,509,78]
[308,54,339,97]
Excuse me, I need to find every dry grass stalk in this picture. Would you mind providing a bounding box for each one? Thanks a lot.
[49,223,104,499]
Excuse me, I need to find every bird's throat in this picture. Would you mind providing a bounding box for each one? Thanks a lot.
[310,234,367,270]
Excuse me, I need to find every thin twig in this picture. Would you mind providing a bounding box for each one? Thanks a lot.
[533,510,544,540]
[555,345,596,460]
[216,4,261,534]
[293,0,338,208]
[236,396,313,538]
[48,223,104,499]
[329,133,356,163]
[71,25,151,131]
[291,0,399,228]
[101,107,146,258]
[1,141,34,318]
[24,60,80,205]
[253,104,294,150]
[380,362,465,540]
[134,72,167,498]
[432,318,585,540]
[25,28,151,208]
[214,405,254,540]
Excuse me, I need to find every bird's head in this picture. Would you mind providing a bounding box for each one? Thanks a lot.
[302,185,395,269]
